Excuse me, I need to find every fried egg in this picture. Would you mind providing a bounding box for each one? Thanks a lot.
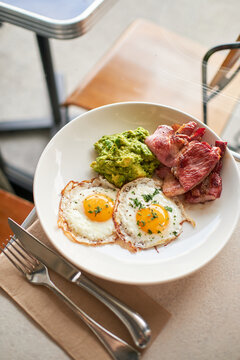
[58,177,118,245]
[113,177,194,250]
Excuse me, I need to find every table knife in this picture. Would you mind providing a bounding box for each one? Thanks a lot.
[8,218,151,349]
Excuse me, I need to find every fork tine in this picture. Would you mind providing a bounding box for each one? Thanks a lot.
[11,237,39,268]
[1,242,27,275]
[0,236,39,275]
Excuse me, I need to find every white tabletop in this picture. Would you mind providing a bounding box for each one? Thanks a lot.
[1,225,239,360]
[0,0,117,38]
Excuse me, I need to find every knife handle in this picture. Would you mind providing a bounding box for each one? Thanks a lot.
[76,274,151,349]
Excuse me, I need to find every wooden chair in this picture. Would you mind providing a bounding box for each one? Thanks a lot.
[0,189,34,251]
[64,18,239,136]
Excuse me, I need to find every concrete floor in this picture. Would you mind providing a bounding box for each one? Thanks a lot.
[0,0,239,180]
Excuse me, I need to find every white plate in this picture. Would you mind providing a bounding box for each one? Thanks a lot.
[34,102,240,284]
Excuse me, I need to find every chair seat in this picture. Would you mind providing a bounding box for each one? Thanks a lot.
[0,190,34,250]
[64,19,239,135]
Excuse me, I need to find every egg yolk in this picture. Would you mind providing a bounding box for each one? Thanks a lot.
[136,204,169,234]
[83,193,114,222]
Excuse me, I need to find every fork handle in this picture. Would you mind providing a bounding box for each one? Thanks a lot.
[76,275,151,349]
[44,280,140,360]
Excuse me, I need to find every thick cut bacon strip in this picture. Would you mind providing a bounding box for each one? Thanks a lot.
[185,141,227,203]
[174,121,198,136]
[145,121,205,169]
[156,166,185,197]
[145,125,187,167]
[173,141,221,192]
[215,141,227,173]
[188,127,205,142]
[185,173,222,203]
[148,122,226,201]
[174,122,205,142]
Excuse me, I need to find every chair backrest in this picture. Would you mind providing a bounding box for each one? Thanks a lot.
[64,19,239,137]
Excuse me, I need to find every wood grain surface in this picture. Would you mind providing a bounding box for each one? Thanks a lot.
[0,190,34,250]
[65,19,240,135]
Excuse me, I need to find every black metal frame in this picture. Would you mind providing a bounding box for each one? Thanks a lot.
[202,41,240,161]
[202,41,240,125]
[36,35,68,134]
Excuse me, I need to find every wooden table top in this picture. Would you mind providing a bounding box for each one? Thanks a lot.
[0,189,34,250]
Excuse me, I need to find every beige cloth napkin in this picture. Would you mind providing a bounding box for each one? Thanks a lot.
[0,220,170,360]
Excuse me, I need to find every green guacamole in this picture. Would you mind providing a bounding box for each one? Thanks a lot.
[91,127,159,188]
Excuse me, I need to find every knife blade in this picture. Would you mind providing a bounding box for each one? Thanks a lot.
[8,217,81,281]
[8,218,151,349]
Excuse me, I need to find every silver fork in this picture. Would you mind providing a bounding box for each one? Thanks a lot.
[1,238,140,360]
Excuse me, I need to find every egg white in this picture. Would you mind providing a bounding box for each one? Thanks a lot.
[113,177,192,250]
[58,177,118,245]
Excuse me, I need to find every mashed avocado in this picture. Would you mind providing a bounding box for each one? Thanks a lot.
[91,127,159,188]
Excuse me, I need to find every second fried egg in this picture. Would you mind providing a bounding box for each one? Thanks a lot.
[58,177,118,245]
[113,177,193,250]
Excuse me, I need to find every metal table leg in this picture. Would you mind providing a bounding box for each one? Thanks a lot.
[36,34,66,134]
